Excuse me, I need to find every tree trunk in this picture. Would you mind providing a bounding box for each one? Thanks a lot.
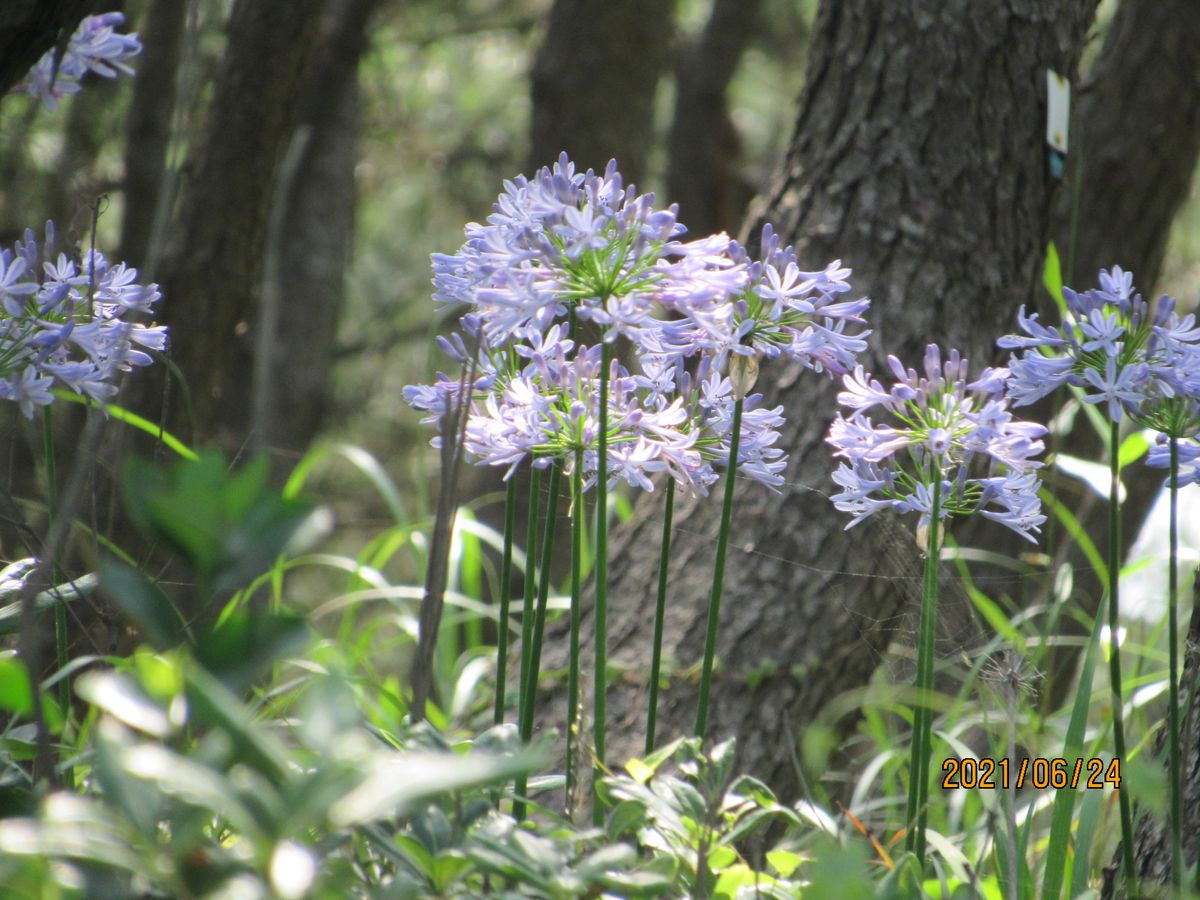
[538,0,1099,800]
[529,0,674,184]
[149,0,325,443]
[665,0,763,237]
[253,0,377,457]
[119,0,186,268]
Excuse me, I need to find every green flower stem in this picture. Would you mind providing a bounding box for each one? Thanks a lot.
[1168,436,1183,887]
[494,476,517,725]
[695,397,742,739]
[42,407,72,789]
[520,461,563,741]
[566,446,584,809]
[908,475,941,866]
[513,466,542,822]
[1107,420,1137,895]
[646,477,676,754]
[593,342,611,826]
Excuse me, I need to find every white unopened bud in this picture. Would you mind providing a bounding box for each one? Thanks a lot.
[729,353,759,400]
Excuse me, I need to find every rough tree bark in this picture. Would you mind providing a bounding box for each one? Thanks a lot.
[529,0,674,184]
[149,0,325,443]
[0,1,94,101]
[665,0,762,237]
[537,0,1100,801]
[254,0,378,456]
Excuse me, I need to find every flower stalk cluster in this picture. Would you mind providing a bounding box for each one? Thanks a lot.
[405,154,869,818]
[999,266,1200,895]
[826,343,1046,867]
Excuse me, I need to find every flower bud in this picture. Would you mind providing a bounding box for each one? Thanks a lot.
[729,353,759,400]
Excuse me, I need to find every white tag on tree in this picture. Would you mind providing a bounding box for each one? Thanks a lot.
[1046,70,1069,154]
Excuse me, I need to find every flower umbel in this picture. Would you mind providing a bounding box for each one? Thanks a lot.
[826,344,1047,543]
[0,222,166,417]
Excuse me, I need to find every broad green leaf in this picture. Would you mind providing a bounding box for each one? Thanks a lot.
[195,609,309,692]
[329,747,543,825]
[76,672,171,738]
[0,655,33,716]
[99,557,187,651]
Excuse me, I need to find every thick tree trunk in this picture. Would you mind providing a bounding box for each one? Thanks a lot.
[538,0,1099,801]
[253,0,377,456]
[529,0,674,184]
[150,0,325,443]
[665,0,762,237]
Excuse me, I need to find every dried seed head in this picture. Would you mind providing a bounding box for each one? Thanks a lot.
[981,648,1040,703]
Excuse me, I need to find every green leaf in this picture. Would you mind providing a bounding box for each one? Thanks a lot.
[76,671,171,738]
[0,655,33,716]
[99,557,187,650]
[1041,622,1102,900]
[1043,242,1066,315]
[329,747,544,825]
[122,452,317,595]
[1117,428,1154,468]
[766,849,803,878]
[195,609,309,692]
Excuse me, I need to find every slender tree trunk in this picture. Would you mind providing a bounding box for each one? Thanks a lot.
[666,0,763,237]
[529,0,674,184]
[119,0,186,267]
[149,0,325,443]
[539,0,1099,798]
[254,0,377,456]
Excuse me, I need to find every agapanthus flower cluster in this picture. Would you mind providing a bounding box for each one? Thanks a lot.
[0,222,167,417]
[408,154,870,496]
[999,267,1200,486]
[827,344,1047,543]
[11,13,141,110]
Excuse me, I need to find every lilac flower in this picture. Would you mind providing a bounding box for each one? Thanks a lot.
[997,267,1198,423]
[408,156,871,502]
[11,14,142,110]
[826,344,1047,543]
[0,223,166,417]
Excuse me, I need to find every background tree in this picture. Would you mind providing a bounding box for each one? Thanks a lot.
[529,0,674,184]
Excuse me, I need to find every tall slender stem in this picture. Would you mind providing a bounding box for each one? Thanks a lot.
[494,476,517,725]
[695,397,742,739]
[42,408,72,789]
[910,475,941,866]
[513,466,542,821]
[520,461,562,739]
[566,446,584,810]
[1167,436,1183,887]
[593,342,611,825]
[646,478,676,754]
[1107,420,1137,894]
